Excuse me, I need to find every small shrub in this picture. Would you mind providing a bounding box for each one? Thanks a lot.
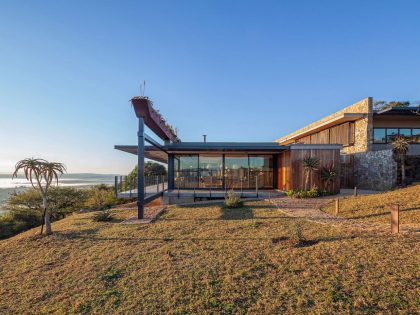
[290,222,305,243]
[307,186,320,198]
[92,209,114,222]
[285,190,294,197]
[224,190,243,208]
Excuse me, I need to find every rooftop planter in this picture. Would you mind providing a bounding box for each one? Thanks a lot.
[131,96,180,142]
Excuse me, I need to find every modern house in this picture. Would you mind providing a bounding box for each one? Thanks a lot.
[115,96,420,219]
[275,97,420,190]
[115,97,341,219]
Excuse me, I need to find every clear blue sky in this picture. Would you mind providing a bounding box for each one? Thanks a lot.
[1,1,419,174]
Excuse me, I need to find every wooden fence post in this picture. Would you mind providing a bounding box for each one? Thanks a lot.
[354,186,358,196]
[391,204,400,234]
[335,198,340,215]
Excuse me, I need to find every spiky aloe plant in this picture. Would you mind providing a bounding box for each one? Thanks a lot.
[391,136,410,185]
[320,164,338,192]
[302,156,319,193]
[12,158,66,235]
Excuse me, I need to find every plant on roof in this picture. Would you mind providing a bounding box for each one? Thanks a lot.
[391,136,410,185]
[12,158,66,236]
[302,156,319,193]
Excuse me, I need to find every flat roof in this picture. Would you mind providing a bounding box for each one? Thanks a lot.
[115,142,288,163]
[375,107,420,116]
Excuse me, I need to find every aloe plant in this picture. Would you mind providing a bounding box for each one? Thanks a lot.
[391,136,410,185]
[302,156,319,193]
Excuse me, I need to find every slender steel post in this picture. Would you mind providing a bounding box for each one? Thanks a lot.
[137,117,145,219]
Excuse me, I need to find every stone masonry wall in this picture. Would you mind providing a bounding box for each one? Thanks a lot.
[354,149,397,190]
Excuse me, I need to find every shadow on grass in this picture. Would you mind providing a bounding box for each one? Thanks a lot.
[348,207,420,220]
[220,205,254,220]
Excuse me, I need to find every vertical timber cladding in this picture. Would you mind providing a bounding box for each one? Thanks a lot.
[278,146,341,193]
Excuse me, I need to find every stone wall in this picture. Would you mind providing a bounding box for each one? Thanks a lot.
[354,150,397,190]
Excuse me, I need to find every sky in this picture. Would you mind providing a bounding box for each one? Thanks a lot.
[1,0,419,174]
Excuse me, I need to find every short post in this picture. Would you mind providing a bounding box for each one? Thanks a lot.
[256,176,259,198]
[354,186,358,197]
[194,187,196,202]
[210,174,212,198]
[335,198,340,215]
[391,204,400,234]
[156,175,159,193]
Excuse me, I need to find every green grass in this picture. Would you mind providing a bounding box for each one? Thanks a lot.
[0,200,419,314]
[321,184,420,225]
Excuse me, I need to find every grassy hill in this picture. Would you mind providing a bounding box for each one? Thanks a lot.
[0,200,419,314]
[321,184,420,225]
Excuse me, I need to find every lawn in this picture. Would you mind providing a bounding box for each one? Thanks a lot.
[0,200,419,314]
[321,184,420,225]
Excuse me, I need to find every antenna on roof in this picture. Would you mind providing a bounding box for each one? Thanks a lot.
[203,134,207,143]
[140,80,146,96]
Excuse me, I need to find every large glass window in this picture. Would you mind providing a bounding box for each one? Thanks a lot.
[399,128,412,139]
[249,155,273,189]
[386,128,399,143]
[225,155,249,189]
[413,129,420,143]
[175,155,198,188]
[173,154,274,189]
[199,155,223,188]
[373,128,386,144]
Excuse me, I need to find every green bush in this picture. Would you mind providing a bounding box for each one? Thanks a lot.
[307,186,320,198]
[285,190,295,197]
[92,209,114,222]
[224,190,243,208]
[84,185,119,210]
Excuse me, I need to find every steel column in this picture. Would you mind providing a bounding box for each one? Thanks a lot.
[137,117,145,219]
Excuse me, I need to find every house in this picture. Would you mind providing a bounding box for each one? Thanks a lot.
[275,97,420,190]
[115,96,420,219]
[115,97,341,219]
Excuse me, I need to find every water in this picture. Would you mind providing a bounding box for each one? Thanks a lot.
[0,173,117,216]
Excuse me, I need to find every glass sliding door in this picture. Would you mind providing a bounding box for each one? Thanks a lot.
[173,153,275,190]
[249,155,273,189]
[174,155,198,188]
[225,155,249,189]
[199,155,223,188]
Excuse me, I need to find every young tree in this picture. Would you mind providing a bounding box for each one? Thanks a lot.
[12,158,66,235]
[302,156,319,193]
[391,136,410,185]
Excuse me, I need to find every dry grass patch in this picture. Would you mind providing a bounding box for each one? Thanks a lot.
[0,201,419,314]
[321,184,420,225]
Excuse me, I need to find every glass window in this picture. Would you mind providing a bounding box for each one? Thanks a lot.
[249,155,273,189]
[225,155,249,189]
[373,128,386,144]
[386,128,399,143]
[199,155,223,188]
[175,155,198,188]
[413,129,420,143]
[399,128,412,139]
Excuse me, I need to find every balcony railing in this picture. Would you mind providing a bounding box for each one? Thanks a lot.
[114,174,167,199]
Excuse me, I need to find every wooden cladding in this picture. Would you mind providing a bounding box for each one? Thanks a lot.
[296,122,355,146]
[277,148,341,193]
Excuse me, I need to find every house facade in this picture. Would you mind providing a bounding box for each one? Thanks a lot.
[275,97,420,189]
